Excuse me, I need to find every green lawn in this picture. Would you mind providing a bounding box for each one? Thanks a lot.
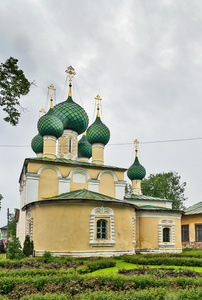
[91,259,202,275]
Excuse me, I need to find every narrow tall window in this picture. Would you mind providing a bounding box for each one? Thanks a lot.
[196,224,202,242]
[163,228,170,242]
[97,219,108,239]
[182,225,189,242]
[69,138,72,153]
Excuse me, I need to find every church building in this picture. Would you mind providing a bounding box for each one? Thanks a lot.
[16,66,183,256]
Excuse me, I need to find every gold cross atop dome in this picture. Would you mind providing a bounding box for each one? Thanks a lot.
[134,139,139,157]
[95,94,102,117]
[48,84,56,108]
[65,66,76,97]
[40,108,46,116]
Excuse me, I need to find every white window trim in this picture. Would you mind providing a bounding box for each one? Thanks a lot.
[27,211,33,240]
[90,207,115,247]
[159,219,175,247]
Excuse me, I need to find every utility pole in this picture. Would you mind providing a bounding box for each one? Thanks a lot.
[7,208,10,240]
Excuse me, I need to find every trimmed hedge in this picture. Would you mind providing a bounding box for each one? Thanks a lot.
[1,287,202,300]
[76,259,116,274]
[123,255,202,267]
[1,274,202,295]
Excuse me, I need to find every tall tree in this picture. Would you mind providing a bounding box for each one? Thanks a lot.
[0,57,31,125]
[0,194,3,209]
[8,213,16,238]
[141,171,186,209]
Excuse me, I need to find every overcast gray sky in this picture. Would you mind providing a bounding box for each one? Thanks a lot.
[1,0,202,227]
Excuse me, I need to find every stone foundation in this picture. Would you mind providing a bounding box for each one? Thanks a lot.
[182,242,202,249]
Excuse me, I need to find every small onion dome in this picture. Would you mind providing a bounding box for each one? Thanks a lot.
[53,96,89,135]
[127,156,146,180]
[31,134,43,154]
[86,116,110,145]
[37,108,64,138]
[78,134,92,158]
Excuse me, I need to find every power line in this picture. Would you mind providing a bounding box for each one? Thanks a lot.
[0,137,202,148]
[108,137,202,146]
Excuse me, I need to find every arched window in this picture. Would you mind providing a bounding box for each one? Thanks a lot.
[69,138,72,153]
[163,228,170,242]
[97,219,108,239]
[90,207,115,247]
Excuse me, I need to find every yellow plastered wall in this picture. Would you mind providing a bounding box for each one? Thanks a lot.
[181,214,202,242]
[27,161,125,181]
[58,135,77,158]
[132,180,142,195]
[70,172,88,192]
[92,146,104,165]
[38,169,58,200]
[99,173,115,198]
[43,139,56,158]
[59,136,67,155]
[29,204,135,252]
[136,214,182,250]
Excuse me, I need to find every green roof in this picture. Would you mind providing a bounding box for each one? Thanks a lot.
[126,194,173,202]
[37,107,64,138]
[87,116,110,145]
[31,134,43,154]
[78,134,92,158]
[48,188,124,202]
[184,202,202,215]
[25,156,126,171]
[53,96,89,135]
[22,189,137,211]
[139,205,172,210]
[127,156,146,181]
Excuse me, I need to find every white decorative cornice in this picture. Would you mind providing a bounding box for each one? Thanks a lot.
[92,143,104,148]
[43,135,57,142]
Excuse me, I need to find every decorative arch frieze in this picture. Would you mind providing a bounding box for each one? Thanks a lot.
[97,170,118,182]
[68,167,91,182]
[37,165,61,177]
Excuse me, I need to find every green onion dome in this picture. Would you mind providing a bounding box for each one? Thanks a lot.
[78,134,92,158]
[86,116,110,145]
[127,156,146,181]
[37,108,64,139]
[31,134,43,154]
[53,96,89,135]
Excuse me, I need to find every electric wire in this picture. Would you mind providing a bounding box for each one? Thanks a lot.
[1,137,202,148]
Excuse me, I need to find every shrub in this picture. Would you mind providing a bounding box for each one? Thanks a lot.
[23,235,34,257]
[7,282,38,299]
[6,238,25,260]
[43,252,53,264]
[77,258,116,274]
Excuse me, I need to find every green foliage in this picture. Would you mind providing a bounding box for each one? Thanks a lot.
[0,194,3,209]
[6,238,25,260]
[141,171,186,209]
[123,254,202,267]
[125,183,132,197]
[0,57,31,125]
[77,258,116,274]
[7,282,38,299]
[42,251,53,264]
[23,235,34,257]
[8,213,16,238]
